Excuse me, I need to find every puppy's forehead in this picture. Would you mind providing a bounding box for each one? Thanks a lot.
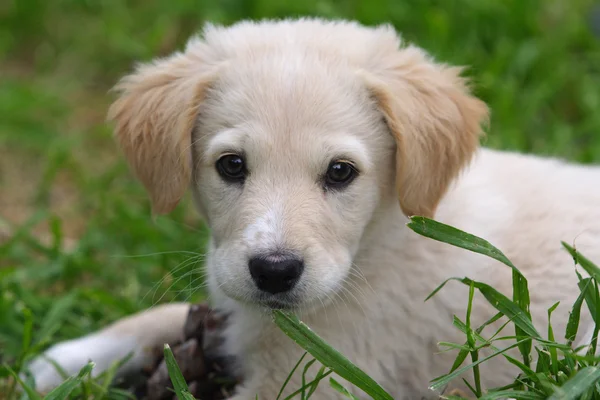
[207,51,379,139]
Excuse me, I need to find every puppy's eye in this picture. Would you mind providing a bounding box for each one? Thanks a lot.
[325,161,358,189]
[216,154,247,183]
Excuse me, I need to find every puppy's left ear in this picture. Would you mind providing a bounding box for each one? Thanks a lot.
[363,45,488,218]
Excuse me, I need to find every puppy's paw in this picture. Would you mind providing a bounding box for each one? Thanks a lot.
[26,333,146,393]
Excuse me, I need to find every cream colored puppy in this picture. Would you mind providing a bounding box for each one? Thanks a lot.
[28,18,600,399]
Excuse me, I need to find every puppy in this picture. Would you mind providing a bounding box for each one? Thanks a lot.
[28,18,600,399]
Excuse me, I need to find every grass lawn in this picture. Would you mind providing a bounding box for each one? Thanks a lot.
[1,0,599,398]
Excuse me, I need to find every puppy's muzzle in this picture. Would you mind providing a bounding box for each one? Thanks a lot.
[249,253,304,294]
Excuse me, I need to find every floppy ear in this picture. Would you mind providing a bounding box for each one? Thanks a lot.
[107,51,218,214]
[362,46,489,218]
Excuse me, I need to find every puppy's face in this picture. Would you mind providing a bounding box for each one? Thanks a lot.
[191,59,394,310]
[108,19,488,311]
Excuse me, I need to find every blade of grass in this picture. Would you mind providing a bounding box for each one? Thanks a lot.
[163,344,196,400]
[448,347,469,374]
[407,217,523,274]
[277,352,308,400]
[465,281,482,397]
[439,342,471,352]
[329,378,360,399]
[272,310,393,400]
[477,312,505,335]
[283,370,334,400]
[461,377,478,397]
[6,365,42,400]
[408,217,534,366]
[430,339,526,391]
[585,281,600,357]
[301,358,317,400]
[426,277,455,301]
[548,366,600,400]
[513,268,533,367]
[20,308,33,365]
[566,280,588,344]
[578,278,597,324]
[563,242,600,282]
[444,312,506,376]
[37,291,78,345]
[479,390,545,399]
[438,277,540,339]
[579,387,594,400]
[105,387,137,399]
[35,355,71,384]
[453,317,539,382]
[307,365,329,398]
[536,348,551,374]
[97,352,134,395]
[8,308,35,397]
[43,361,94,400]
[7,308,33,398]
[547,302,560,380]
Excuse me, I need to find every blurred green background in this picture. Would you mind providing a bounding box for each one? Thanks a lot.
[0,0,599,395]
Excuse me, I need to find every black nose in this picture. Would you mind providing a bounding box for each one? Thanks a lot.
[249,254,304,294]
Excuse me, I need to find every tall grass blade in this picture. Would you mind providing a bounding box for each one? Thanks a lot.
[437,277,540,339]
[408,216,533,363]
[163,344,196,400]
[513,268,533,367]
[578,278,598,324]
[563,243,600,282]
[547,302,560,379]
[407,217,523,273]
[566,280,588,343]
[20,308,33,365]
[430,340,526,391]
[445,312,503,375]
[272,310,393,400]
[453,317,538,381]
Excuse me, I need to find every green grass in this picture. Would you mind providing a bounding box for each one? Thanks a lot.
[0,0,599,399]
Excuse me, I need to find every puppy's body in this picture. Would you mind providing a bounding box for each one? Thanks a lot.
[219,148,600,399]
[29,19,600,399]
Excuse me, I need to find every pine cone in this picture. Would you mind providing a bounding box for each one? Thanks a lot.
[138,303,240,400]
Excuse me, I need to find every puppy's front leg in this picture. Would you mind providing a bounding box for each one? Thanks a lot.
[27,303,190,393]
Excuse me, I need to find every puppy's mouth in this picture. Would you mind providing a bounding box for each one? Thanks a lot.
[255,293,299,310]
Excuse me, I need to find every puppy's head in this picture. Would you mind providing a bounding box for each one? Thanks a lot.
[108,19,488,311]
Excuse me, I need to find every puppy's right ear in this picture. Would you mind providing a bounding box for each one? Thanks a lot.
[107,51,218,214]
[361,45,487,218]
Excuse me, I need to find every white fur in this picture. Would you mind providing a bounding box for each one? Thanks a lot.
[28,303,188,393]
[29,19,600,399]
[28,334,136,386]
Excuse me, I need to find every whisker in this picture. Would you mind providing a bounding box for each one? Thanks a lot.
[111,250,206,259]
[145,257,206,306]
